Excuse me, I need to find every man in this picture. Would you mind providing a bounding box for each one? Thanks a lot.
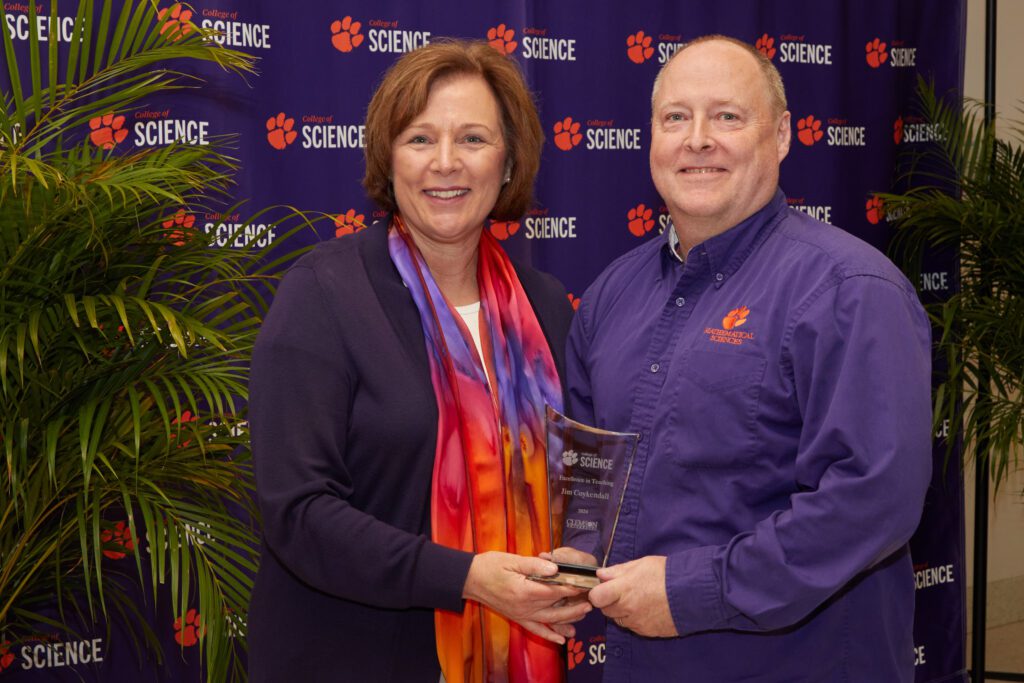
[566,35,932,681]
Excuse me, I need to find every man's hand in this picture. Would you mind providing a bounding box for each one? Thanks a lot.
[462,551,592,644]
[588,555,678,638]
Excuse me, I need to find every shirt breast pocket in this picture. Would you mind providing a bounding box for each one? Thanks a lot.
[669,348,767,469]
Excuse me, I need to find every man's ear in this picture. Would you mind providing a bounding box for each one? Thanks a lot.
[777,111,792,163]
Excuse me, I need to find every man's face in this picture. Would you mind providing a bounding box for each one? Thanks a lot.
[650,41,791,237]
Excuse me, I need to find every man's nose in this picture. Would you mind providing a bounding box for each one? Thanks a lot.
[684,116,714,152]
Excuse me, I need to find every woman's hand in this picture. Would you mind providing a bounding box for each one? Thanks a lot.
[462,551,592,644]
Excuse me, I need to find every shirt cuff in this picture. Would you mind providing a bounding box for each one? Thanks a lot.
[413,542,475,612]
[666,545,725,635]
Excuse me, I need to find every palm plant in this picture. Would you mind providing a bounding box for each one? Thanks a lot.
[0,1,305,679]
[882,79,1024,489]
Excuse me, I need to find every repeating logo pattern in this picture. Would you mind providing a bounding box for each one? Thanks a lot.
[893,116,904,144]
[865,38,889,68]
[158,4,193,42]
[331,16,364,53]
[0,641,14,672]
[488,219,520,240]
[88,113,128,149]
[865,196,885,224]
[567,637,585,670]
[627,203,655,237]
[266,112,298,149]
[101,521,135,560]
[755,33,777,59]
[796,115,823,146]
[173,609,204,647]
[163,208,196,246]
[626,31,654,64]
[553,117,583,151]
[334,209,367,237]
[487,24,517,55]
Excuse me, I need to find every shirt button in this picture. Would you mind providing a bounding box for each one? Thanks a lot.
[715,272,724,281]
[650,363,660,373]
[675,297,685,307]
[613,646,623,657]
[622,502,632,515]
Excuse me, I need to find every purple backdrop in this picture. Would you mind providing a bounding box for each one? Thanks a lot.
[1,0,966,681]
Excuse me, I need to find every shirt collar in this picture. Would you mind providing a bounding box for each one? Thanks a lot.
[661,188,788,284]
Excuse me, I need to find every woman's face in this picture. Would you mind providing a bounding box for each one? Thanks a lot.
[391,74,507,252]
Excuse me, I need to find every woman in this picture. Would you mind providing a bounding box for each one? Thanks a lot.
[248,40,588,683]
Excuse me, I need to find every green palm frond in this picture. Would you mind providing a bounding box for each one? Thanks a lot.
[0,1,318,681]
[881,77,1024,489]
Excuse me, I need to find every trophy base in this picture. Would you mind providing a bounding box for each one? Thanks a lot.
[527,562,600,590]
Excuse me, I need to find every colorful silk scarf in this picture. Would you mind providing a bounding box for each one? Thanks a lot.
[387,215,564,683]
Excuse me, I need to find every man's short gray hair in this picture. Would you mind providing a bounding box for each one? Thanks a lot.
[650,34,787,117]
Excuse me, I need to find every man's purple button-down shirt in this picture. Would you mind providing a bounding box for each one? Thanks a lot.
[567,190,932,682]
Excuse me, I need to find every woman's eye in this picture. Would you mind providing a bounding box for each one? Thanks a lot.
[409,135,429,144]
[464,135,484,143]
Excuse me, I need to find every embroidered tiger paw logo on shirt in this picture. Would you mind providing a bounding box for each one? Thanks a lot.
[865,196,885,224]
[755,33,776,60]
[568,293,581,311]
[158,4,193,42]
[489,220,520,240]
[721,306,750,330]
[567,638,585,670]
[101,520,135,560]
[627,203,654,237]
[331,16,364,53]
[266,112,298,149]
[89,113,128,149]
[334,209,367,237]
[865,38,888,68]
[553,117,583,151]
[487,24,517,55]
[174,609,204,646]
[626,31,654,64]
[796,115,823,146]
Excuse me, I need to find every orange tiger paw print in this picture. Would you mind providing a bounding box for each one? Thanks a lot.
[626,31,654,64]
[89,113,128,149]
[627,203,654,237]
[334,209,367,237]
[722,306,750,330]
[487,24,517,55]
[489,220,520,240]
[553,117,583,151]
[266,112,297,150]
[865,38,888,68]
[755,33,776,59]
[796,115,823,146]
[865,196,885,225]
[331,16,364,53]
[158,4,193,42]
[567,638,585,670]
[174,609,205,647]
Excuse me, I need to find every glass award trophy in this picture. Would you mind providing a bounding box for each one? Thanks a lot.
[529,406,641,590]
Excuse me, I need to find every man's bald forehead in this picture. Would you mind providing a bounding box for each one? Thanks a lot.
[651,35,787,116]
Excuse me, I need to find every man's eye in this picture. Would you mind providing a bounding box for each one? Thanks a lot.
[719,113,738,121]
[666,113,684,122]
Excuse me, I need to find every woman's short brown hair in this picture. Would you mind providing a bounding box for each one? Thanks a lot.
[363,39,543,220]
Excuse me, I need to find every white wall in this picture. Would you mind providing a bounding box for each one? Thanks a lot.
[962,0,1024,622]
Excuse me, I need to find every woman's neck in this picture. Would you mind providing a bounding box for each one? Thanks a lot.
[410,231,480,306]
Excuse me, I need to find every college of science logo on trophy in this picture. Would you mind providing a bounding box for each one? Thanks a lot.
[531,406,641,589]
